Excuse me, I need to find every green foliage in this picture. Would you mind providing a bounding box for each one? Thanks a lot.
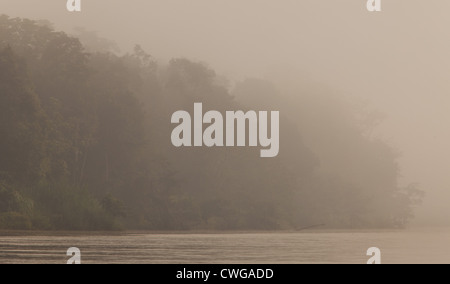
[0,183,33,230]
[101,194,126,218]
[0,183,33,215]
[0,212,32,230]
[0,15,423,231]
[27,182,120,230]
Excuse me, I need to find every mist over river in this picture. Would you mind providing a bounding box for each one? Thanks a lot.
[0,229,449,264]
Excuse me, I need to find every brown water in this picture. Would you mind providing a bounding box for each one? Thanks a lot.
[0,228,449,264]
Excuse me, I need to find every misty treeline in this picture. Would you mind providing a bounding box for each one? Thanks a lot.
[0,15,422,231]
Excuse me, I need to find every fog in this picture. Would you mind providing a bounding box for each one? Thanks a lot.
[2,0,450,226]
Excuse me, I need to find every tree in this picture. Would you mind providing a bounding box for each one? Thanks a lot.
[0,47,46,183]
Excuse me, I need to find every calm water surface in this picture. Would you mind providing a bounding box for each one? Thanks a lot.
[0,228,449,264]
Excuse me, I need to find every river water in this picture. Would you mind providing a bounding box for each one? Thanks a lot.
[0,228,449,264]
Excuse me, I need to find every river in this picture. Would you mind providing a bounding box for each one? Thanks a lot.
[0,228,449,264]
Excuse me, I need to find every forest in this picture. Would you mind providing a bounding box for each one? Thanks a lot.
[0,15,422,231]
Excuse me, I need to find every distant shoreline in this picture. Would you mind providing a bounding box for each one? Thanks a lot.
[0,228,405,237]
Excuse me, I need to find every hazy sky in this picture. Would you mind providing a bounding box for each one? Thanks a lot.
[2,0,450,225]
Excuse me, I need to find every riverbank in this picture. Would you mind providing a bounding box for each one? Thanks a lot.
[0,228,406,237]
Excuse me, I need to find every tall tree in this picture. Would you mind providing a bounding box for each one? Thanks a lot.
[0,47,46,183]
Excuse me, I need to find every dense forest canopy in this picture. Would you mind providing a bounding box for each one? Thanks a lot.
[0,15,422,230]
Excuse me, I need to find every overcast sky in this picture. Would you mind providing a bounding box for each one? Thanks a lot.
[2,0,450,225]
